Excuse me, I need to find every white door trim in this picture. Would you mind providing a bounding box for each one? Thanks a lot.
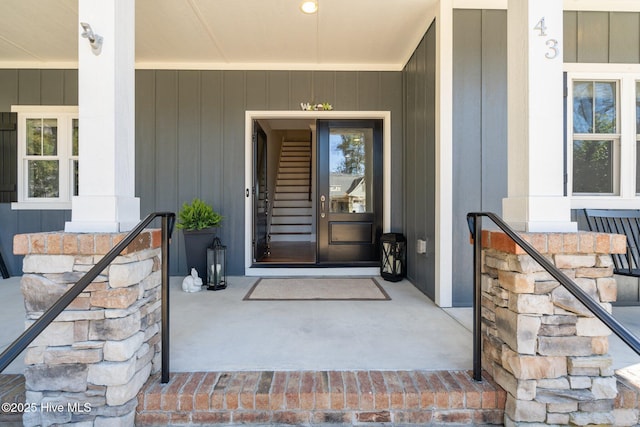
[244,110,392,276]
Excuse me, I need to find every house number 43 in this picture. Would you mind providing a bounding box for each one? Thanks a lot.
[534,17,559,59]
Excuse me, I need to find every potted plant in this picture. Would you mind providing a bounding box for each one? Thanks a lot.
[177,198,223,279]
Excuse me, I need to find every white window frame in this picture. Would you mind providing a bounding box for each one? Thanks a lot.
[11,105,78,210]
[565,64,640,209]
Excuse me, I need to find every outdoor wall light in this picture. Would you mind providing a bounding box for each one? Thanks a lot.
[80,22,103,55]
[300,0,318,14]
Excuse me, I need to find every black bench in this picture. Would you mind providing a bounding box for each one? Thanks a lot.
[584,209,640,277]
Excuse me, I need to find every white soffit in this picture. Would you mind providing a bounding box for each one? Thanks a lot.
[0,0,77,66]
[0,0,436,71]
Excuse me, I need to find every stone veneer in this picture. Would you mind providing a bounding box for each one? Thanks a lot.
[479,230,627,426]
[13,230,163,427]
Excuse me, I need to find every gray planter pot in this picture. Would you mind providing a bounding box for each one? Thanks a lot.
[183,228,217,279]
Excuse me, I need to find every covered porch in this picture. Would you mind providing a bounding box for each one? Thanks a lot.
[2,275,639,375]
[1,275,474,375]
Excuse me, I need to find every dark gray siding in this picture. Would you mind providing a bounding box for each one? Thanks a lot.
[2,69,402,277]
[403,21,436,300]
[451,10,640,306]
[0,70,77,276]
[564,11,640,63]
[134,70,403,275]
[452,10,508,306]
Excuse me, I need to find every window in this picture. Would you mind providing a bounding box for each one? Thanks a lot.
[567,69,640,208]
[571,80,619,195]
[11,106,78,209]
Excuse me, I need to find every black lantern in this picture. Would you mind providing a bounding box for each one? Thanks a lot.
[380,233,406,282]
[206,237,227,290]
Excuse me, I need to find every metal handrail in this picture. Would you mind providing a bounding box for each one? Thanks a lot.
[0,247,9,279]
[0,212,175,384]
[466,212,640,382]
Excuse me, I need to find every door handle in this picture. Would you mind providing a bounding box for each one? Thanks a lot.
[320,195,325,212]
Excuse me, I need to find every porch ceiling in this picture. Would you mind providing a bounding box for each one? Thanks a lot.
[0,0,436,71]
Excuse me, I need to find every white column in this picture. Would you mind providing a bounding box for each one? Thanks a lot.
[502,0,576,232]
[65,0,140,233]
[436,0,453,307]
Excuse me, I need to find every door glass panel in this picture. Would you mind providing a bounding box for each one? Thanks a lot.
[329,128,373,213]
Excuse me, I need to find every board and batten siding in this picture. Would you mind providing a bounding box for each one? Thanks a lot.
[452,10,640,306]
[136,70,403,275]
[1,69,403,277]
[564,11,640,63]
[451,10,508,306]
[0,69,77,276]
[564,11,640,230]
[403,21,436,300]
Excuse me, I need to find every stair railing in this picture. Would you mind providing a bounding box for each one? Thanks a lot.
[467,212,640,382]
[0,212,175,383]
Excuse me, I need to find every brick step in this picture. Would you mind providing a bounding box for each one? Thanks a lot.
[0,374,25,425]
[614,367,640,426]
[135,370,506,426]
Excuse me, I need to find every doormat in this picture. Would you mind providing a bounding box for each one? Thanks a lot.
[243,278,390,301]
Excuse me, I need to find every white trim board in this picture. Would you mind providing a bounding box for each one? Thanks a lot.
[244,110,392,277]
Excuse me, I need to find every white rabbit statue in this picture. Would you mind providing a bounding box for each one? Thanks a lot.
[182,268,203,292]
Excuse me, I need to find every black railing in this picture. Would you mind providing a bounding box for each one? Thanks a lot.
[0,212,175,384]
[0,248,9,279]
[467,212,640,382]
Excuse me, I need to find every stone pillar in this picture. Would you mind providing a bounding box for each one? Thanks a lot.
[13,230,162,426]
[480,230,626,426]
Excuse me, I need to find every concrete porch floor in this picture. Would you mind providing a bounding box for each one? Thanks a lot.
[0,275,639,374]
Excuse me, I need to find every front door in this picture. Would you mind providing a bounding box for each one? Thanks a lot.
[317,119,383,264]
[252,122,269,262]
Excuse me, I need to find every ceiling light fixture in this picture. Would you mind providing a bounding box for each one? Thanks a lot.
[300,0,318,14]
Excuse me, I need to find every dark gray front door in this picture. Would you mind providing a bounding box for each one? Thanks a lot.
[317,119,383,264]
